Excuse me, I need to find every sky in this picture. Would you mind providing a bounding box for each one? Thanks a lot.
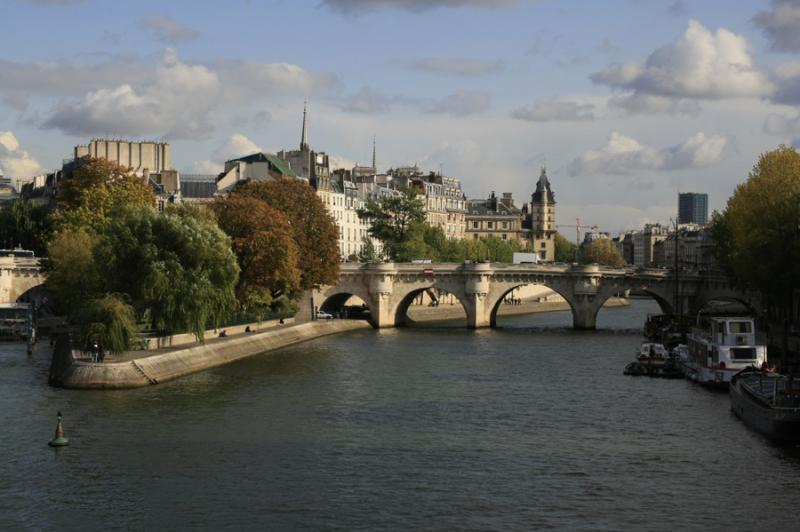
[1,0,799,232]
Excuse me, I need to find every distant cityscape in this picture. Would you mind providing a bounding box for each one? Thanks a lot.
[1,105,711,269]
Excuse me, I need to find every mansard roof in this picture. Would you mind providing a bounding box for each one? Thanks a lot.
[229,152,295,177]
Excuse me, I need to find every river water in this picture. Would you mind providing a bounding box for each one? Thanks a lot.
[2,300,800,531]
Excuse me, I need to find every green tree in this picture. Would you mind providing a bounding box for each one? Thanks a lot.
[52,157,155,234]
[580,239,624,266]
[211,195,301,312]
[0,198,52,255]
[357,236,380,263]
[93,205,239,340]
[358,187,426,261]
[45,229,101,316]
[237,179,340,289]
[712,146,800,342]
[554,232,578,262]
[78,294,139,354]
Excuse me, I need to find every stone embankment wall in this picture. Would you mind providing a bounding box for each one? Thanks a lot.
[49,320,370,390]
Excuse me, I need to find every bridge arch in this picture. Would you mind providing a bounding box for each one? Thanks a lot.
[392,285,470,327]
[316,281,375,324]
[488,282,576,328]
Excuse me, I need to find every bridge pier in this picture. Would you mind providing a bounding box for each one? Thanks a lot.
[369,263,398,328]
[465,262,493,329]
[571,303,598,330]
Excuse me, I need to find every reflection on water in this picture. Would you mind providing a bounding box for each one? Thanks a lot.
[1,301,799,531]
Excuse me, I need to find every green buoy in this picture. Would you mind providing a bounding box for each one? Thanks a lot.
[48,411,69,447]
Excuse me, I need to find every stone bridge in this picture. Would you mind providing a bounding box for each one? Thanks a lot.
[0,256,45,304]
[314,262,758,330]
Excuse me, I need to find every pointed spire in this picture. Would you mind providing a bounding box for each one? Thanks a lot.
[372,135,376,173]
[300,100,309,150]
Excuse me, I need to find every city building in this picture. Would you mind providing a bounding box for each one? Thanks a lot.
[276,102,331,187]
[631,223,668,266]
[653,225,717,272]
[0,174,18,205]
[678,192,708,225]
[317,171,375,260]
[388,167,467,240]
[74,139,171,175]
[215,152,296,194]
[179,174,218,203]
[465,192,526,243]
[522,167,557,261]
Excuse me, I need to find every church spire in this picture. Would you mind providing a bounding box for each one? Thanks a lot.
[372,135,376,173]
[300,100,309,150]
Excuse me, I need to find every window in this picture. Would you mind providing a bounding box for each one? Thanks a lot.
[502,234,507,240]
[487,222,494,229]
[472,221,479,229]
[540,242,546,248]
[473,234,479,239]
[502,221,508,229]
[728,321,752,334]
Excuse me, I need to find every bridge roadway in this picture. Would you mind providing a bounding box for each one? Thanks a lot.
[0,256,44,305]
[315,262,755,330]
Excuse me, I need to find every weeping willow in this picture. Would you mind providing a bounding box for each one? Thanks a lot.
[79,294,138,354]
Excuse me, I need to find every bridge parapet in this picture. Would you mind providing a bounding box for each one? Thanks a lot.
[321,262,748,330]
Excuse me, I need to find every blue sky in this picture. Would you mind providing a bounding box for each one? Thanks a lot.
[1,0,798,231]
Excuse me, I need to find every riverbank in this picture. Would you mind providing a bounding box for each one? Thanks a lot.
[407,296,629,323]
[49,319,371,390]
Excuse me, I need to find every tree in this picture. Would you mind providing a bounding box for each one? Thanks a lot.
[52,157,155,234]
[45,229,101,316]
[712,146,800,336]
[357,236,379,263]
[237,179,340,289]
[580,239,624,266]
[78,294,139,354]
[0,198,52,255]
[211,195,301,312]
[78,205,238,340]
[554,232,578,262]
[358,187,426,261]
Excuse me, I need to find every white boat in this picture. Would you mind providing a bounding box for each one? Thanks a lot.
[678,317,768,388]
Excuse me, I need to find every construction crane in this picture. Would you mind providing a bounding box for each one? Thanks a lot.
[556,218,598,260]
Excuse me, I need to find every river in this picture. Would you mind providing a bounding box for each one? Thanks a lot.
[2,300,799,531]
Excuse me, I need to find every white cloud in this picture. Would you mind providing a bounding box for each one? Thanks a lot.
[568,131,728,176]
[0,131,42,179]
[412,58,503,76]
[511,98,595,122]
[214,133,260,162]
[213,60,336,102]
[140,15,199,44]
[42,49,221,138]
[190,133,261,174]
[591,20,772,111]
[753,0,800,52]
[329,155,357,171]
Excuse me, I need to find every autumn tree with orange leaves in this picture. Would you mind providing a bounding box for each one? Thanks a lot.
[236,179,340,290]
[211,195,301,313]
